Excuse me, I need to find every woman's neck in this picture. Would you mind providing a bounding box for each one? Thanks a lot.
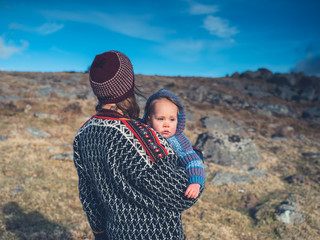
[101,103,123,115]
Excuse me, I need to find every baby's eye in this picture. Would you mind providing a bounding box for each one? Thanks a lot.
[170,118,176,121]
[157,117,164,121]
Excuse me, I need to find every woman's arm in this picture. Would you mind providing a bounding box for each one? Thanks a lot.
[101,124,201,212]
[73,136,108,237]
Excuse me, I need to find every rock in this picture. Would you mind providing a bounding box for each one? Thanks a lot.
[24,104,32,112]
[231,72,240,78]
[11,185,24,195]
[49,153,73,161]
[34,113,62,120]
[267,73,298,87]
[297,75,320,90]
[0,135,8,141]
[51,86,80,100]
[211,78,243,90]
[302,152,320,159]
[210,171,252,186]
[36,85,53,97]
[275,86,298,101]
[221,94,234,104]
[275,201,306,224]
[68,74,83,83]
[164,83,175,88]
[313,92,320,102]
[194,131,261,169]
[239,70,261,79]
[200,115,247,135]
[239,167,267,178]
[267,72,320,95]
[285,174,308,184]
[50,87,70,98]
[302,106,320,119]
[295,134,308,142]
[186,85,211,103]
[299,86,316,101]
[0,95,23,103]
[268,137,289,142]
[242,85,271,98]
[257,68,273,79]
[238,68,273,80]
[256,102,297,118]
[25,126,51,137]
[208,94,221,104]
[185,111,196,122]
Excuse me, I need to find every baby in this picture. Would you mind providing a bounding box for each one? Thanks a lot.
[143,89,205,199]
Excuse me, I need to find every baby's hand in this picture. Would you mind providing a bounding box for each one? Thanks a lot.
[185,183,200,199]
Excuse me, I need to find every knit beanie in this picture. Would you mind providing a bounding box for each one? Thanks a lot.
[89,50,135,104]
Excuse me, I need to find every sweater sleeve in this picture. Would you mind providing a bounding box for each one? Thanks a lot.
[73,136,108,237]
[167,134,206,187]
[104,128,200,212]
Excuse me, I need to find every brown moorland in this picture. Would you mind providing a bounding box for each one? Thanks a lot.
[0,70,319,239]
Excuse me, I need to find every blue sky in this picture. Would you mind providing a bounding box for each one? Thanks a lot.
[1,0,320,77]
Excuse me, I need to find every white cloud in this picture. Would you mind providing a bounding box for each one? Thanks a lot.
[9,23,26,31]
[166,39,204,52]
[40,10,166,42]
[156,36,236,63]
[0,36,29,59]
[156,39,204,62]
[36,23,64,35]
[202,15,238,38]
[188,2,218,15]
[9,22,64,35]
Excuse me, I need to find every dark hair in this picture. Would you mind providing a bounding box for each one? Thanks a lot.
[145,96,182,121]
[96,87,143,119]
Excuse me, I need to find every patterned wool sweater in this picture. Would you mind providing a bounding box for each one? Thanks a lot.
[142,89,206,187]
[73,110,200,240]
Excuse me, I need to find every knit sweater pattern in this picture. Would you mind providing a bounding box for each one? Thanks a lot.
[73,113,199,240]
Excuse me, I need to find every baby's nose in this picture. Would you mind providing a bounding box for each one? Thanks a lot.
[163,121,170,126]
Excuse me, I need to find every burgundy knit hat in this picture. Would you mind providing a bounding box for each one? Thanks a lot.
[89,50,135,104]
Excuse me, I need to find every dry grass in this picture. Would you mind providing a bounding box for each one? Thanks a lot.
[1,71,320,239]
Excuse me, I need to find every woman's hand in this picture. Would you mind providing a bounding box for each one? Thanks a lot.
[184,183,200,199]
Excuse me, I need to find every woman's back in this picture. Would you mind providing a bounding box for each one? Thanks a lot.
[74,112,197,239]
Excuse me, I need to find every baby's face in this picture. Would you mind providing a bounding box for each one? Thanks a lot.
[148,98,178,139]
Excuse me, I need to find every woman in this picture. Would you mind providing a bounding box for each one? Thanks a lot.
[73,50,201,240]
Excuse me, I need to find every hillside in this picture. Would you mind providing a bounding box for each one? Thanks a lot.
[0,70,319,240]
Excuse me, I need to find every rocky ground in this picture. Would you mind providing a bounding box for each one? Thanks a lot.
[0,69,319,239]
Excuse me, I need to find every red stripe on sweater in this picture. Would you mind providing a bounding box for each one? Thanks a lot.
[123,121,157,162]
[149,127,169,156]
[92,114,168,162]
